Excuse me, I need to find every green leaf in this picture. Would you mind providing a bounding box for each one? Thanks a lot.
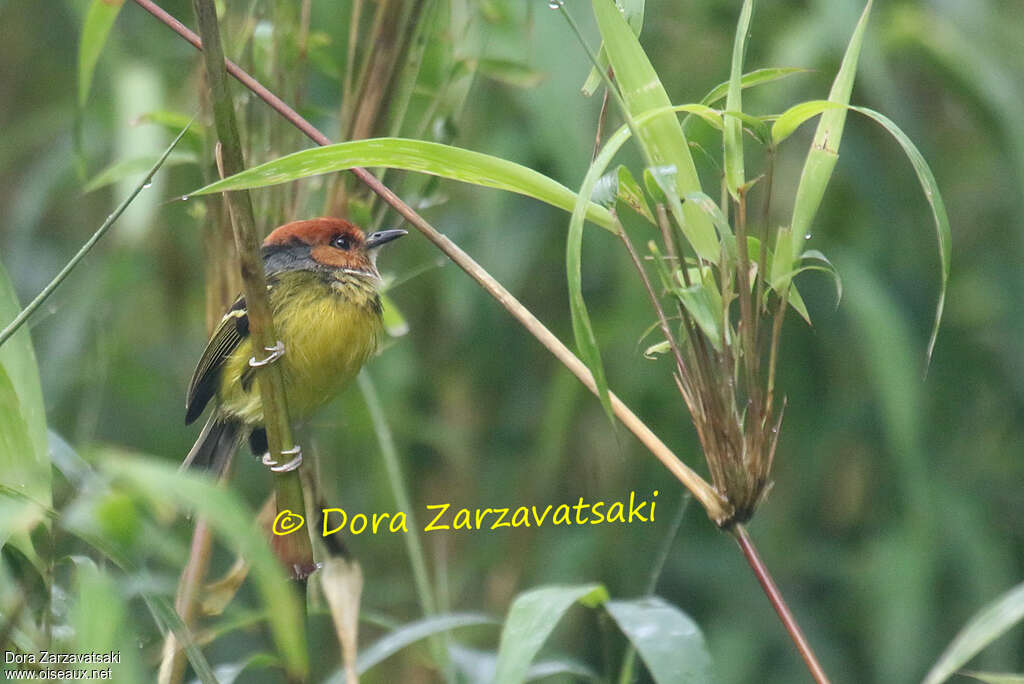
[684,192,735,242]
[190,137,616,232]
[581,0,644,97]
[567,117,641,423]
[606,597,713,684]
[674,273,725,352]
[82,151,197,193]
[699,67,811,106]
[494,584,609,684]
[723,0,754,200]
[449,644,599,683]
[788,284,812,326]
[72,562,144,682]
[78,0,125,108]
[354,613,496,676]
[849,105,950,364]
[592,165,655,224]
[102,455,309,680]
[960,673,1024,684]
[768,249,842,308]
[923,582,1024,684]
[0,263,49,484]
[723,110,771,147]
[0,261,50,571]
[789,0,873,256]
[648,243,725,351]
[0,367,45,570]
[591,0,717,261]
[770,100,844,147]
[581,46,610,98]
[771,227,797,289]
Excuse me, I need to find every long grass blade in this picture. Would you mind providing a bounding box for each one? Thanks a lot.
[849,105,950,364]
[590,0,717,260]
[724,0,755,199]
[790,0,873,257]
[190,137,616,232]
[78,0,125,107]
[923,582,1024,684]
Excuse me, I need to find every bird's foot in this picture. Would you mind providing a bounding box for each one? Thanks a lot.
[249,340,286,368]
[261,445,303,472]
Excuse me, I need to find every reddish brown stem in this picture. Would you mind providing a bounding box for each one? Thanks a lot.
[732,524,830,684]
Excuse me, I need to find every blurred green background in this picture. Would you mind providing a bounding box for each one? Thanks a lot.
[1,0,1022,681]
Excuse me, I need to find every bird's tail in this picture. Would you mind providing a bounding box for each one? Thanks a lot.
[181,415,242,475]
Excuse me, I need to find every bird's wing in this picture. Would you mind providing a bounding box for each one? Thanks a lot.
[185,295,249,424]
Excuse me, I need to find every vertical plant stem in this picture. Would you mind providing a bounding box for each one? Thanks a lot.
[191,0,314,581]
[357,372,435,615]
[158,517,215,684]
[732,524,830,684]
[357,371,454,679]
[735,190,759,394]
[755,149,775,322]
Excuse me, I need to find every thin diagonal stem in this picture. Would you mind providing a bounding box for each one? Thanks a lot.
[617,219,692,394]
[732,524,830,684]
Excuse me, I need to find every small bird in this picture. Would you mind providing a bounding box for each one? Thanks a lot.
[183,217,406,474]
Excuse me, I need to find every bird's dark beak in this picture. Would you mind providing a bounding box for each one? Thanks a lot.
[365,229,407,249]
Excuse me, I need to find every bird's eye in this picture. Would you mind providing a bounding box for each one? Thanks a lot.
[331,235,352,251]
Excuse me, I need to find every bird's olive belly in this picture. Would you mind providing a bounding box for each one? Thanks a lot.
[218,278,383,425]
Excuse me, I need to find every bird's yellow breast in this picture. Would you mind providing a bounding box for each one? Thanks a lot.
[218,270,383,425]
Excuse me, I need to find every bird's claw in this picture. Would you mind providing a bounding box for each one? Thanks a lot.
[262,445,303,472]
[249,340,285,368]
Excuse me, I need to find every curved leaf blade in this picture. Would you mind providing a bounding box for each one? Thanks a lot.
[771,100,843,147]
[923,582,1024,684]
[790,0,873,254]
[78,0,125,108]
[590,0,717,260]
[355,613,496,676]
[0,261,50,571]
[723,0,754,199]
[494,584,609,684]
[606,597,713,684]
[567,121,636,422]
[190,138,616,232]
[850,105,950,364]
[700,67,811,106]
[103,456,309,680]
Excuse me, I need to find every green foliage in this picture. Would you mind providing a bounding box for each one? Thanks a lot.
[77,0,124,108]
[0,261,50,572]
[1,0,1020,681]
[606,596,713,683]
[924,582,1024,684]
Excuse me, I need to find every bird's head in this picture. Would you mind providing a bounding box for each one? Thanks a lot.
[262,218,406,280]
